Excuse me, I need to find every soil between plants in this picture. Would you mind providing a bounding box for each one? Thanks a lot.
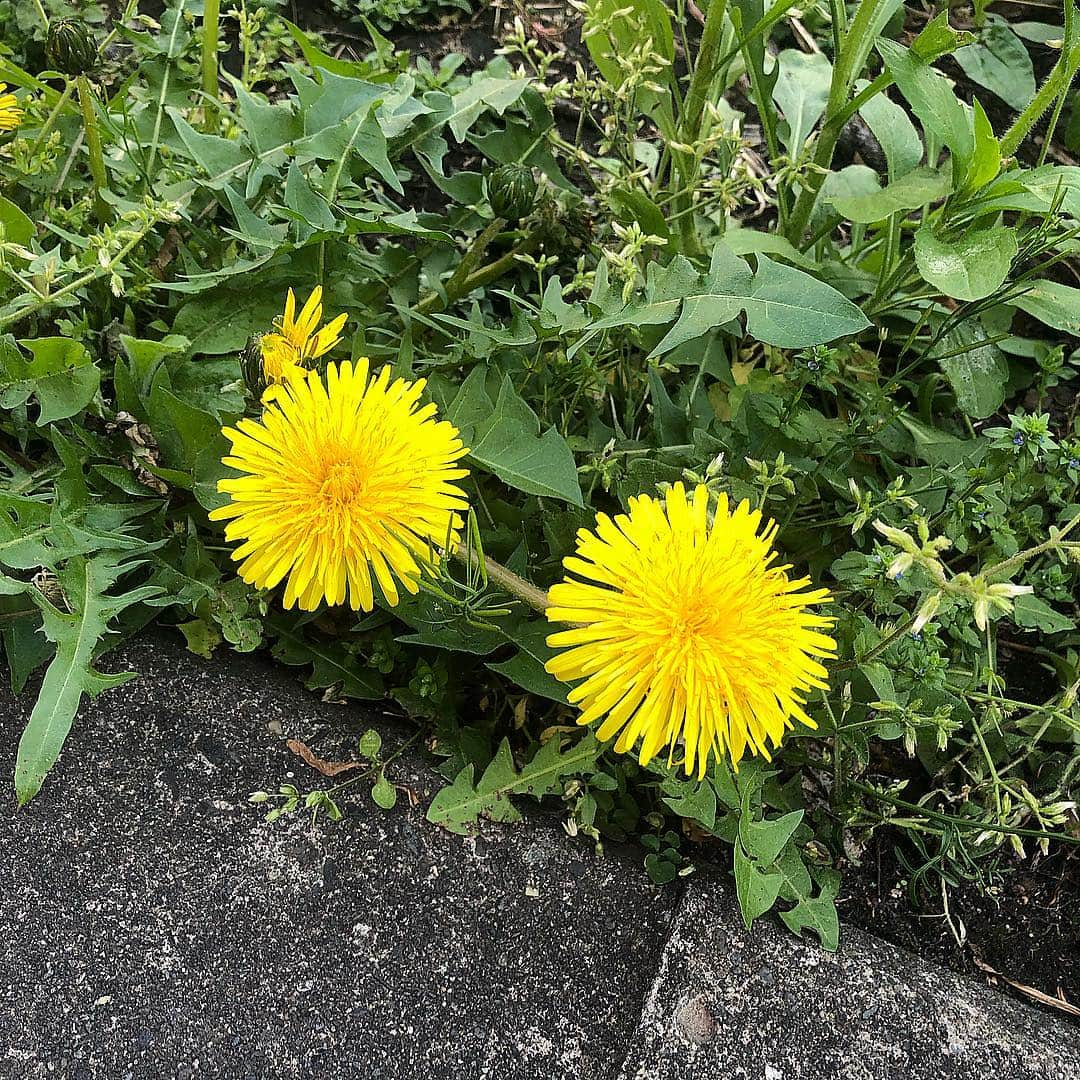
[840,840,1080,1011]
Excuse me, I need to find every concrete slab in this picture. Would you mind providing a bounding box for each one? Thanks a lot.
[0,635,679,1080]
[614,878,1080,1080]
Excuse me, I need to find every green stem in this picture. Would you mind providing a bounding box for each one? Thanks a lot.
[785,0,895,245]
[201,0,221,132]
[76,75,109,223]
[850,780,1079,846]
[672,0,729,256]
[27,78,74,160]
[984,511,1080,579]
[1000,3,1080,159]
[414,229,539,317]
[834,615,917,671]
[0,218,154,332]
[438,217,505,302]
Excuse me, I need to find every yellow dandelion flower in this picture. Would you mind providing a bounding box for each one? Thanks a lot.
[545,483,836,776]
[259,285,348,386]
[0,84,23,132]
[210,359,469,612]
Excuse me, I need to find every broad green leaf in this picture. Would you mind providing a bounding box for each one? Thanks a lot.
[931,324,1009,419]
[1011,279,1080,336]
[0,336,100,425]
[859,86,923,180]
[960,99,1002,194]
[0,195,35,244]
[723,228,819,271]
[450,369,583,505]
[772,49,832,156]
[914,221,1017,301]
[15,552,161,804]
[172,292,281,355]
[955,22,1035,111]
[878,38,974,177]
[469,87,572,190]
[1012,594,1075,634]
[426,733,599,835]
[371,773,397,810]
[488,621,568,704]
[167,110,251,189]
[828,166,951,223]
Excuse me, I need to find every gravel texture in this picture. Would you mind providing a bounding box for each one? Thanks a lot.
[0,635,677,1080]
[2,633,1076,1079]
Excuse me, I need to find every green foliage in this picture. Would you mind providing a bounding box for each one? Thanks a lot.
[427,734,600,835]
[1,0,1079,952]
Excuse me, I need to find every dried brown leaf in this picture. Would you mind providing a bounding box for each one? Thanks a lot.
[286,739,363,778]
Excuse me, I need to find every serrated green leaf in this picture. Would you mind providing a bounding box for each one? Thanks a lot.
[0,335,100,425]
[451,371,583,505]
[740,808,804,865]
[15,552,161,804]
[777,855,840,950]
[426,733,598,835]
[585,247,869,355]
[734,842,783,928]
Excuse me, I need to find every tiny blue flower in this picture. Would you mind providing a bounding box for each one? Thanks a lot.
[1069,458,1080,470]
[1013,433,1025,446]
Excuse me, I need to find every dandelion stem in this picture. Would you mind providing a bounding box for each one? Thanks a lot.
[27,78,74,161]
[414,229,541,317]
[454,547,549,614]
[201,0,221,132]
[76,75,109,223]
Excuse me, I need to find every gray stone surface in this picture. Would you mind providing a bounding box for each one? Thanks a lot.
[2,634,1077,1080]
[0,635,678,1080]
[615,879,1080,1080]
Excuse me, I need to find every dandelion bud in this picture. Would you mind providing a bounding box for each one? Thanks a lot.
[45,17,99,77]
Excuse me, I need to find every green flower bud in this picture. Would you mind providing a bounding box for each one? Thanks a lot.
[45,18,99,78]
[241,333,267,402]
[486,163,537,222]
